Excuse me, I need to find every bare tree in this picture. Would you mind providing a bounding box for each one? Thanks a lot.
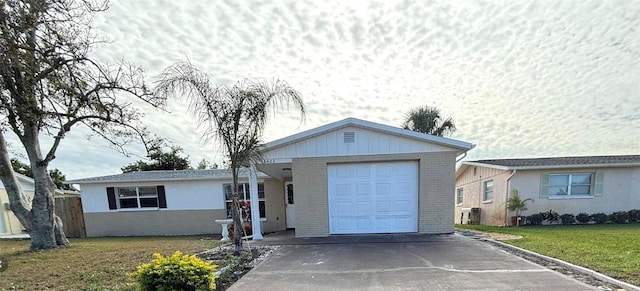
[155,62,305,254]
[0,0,165,250]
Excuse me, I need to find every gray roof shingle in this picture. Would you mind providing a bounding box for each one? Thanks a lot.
[472,155,640,168]
[66,168,269,184]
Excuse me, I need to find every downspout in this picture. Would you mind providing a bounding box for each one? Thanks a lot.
[505,169,517,226]
[456,152,467,163]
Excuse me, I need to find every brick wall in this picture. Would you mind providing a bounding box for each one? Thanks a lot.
[292,151,458,237]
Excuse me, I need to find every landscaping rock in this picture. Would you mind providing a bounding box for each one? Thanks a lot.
[197,244,279,290]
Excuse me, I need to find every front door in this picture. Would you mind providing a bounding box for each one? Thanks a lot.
[285,181,295,229]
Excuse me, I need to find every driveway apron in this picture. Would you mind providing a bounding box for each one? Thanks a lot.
[229,234,596,291]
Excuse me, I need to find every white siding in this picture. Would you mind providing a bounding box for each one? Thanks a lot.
[264,126,456,160]
[81,180,242,213]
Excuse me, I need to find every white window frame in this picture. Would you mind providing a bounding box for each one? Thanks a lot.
[116,186,158,209]
[548,173,593,196]
[223,183,266,219]
[456,188,463,205]
[483,180,493,202]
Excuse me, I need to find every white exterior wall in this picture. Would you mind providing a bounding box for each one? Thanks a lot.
[81,179,260,213]
[264,126,455,160]
[0,176,36,234]
[510,167,640,215]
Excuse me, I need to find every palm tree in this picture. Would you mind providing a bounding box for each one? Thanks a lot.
[506,189,533,226]
[154,62,305,253]
[402,106,456,137]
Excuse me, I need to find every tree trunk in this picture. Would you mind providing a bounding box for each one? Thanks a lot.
[54,215,69,245]
[29,163,68,249]
[2,128,69,250]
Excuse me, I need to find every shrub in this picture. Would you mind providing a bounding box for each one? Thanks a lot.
[129,251,216,291]
[627,209,640,223]
[559,213,575,225]
[575,213,591,224]
[609,211,629,224]
[526,213,544,226]
[540,210,560,224]
[592,213,608,224]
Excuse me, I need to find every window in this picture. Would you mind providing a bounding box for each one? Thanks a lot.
[107,186,166,210]
[224,183,265,219]
[483,180,493,201]
[456,188,463,204]
[548,173,592,196]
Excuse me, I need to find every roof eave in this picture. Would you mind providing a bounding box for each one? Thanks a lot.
[265,117,475,152]
[508,163,640,170]
[461,162,640,171]
[66,173,270,185]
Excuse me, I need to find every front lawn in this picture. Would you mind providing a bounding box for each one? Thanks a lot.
[456,224,640,286]
[0,236,220,290]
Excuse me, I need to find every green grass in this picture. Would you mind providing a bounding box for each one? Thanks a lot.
[0,236,220,290]
[457,224,640,286]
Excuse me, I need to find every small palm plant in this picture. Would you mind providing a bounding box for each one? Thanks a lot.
[506,189,533,226]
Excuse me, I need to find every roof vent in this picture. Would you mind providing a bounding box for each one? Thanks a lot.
[343,132,355,143]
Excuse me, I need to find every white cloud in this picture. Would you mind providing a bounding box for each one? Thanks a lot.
[23,0,638,179]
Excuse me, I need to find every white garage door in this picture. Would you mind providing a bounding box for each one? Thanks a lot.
[327,161,418,234]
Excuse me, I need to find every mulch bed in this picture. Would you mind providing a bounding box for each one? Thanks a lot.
[197,243,279,291]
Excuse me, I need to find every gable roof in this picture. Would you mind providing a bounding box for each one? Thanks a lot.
[264,117,475,152]
[66,168,270,185]
[458,155,640,177]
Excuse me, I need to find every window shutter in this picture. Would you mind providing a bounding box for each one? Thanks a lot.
[594,172,604,196]
[157,185,167,208]
[106,187,117,210]
[539,174,549,198]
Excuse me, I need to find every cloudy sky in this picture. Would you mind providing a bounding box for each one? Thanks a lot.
[12,0,640,179]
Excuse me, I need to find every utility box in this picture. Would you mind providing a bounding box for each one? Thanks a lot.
[469,208,481,225]
[460,208,472,224]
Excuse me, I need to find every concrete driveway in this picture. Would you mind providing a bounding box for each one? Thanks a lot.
[230,233,596,290]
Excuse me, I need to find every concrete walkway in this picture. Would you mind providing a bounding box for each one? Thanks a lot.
[0,234,30,240]
[232,232,596,290]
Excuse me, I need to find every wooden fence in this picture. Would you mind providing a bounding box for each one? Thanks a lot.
[55,195,86,238]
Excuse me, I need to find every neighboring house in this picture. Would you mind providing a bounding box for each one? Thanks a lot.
[1,173,83,236]
[68,117,474,237]
[0,173,34,235]
[455,155,640,226]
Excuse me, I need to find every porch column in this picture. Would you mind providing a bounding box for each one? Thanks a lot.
[249,162,263,240]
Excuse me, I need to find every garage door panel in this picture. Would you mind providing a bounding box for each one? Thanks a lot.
[356,165,370,178]
[328,161,418,234]
[355,201,371,214]
[376,183,390,195]
[375,201,391,213]
[335,184,351,196]
[376,164,391,178]
[396,182,413,195]
[356,217,371,230]
[395,163,418,178]
[335,218,351,232]
[335,167,350,178]
[335,202,351,215]
[392,200,412,213]
[356,183,370,196]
